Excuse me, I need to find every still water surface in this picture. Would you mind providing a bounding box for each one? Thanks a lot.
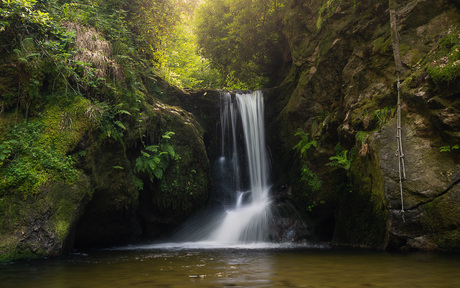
[1,243,460,288]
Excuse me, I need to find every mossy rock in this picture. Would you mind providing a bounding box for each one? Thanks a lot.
[0,177,92,262]
[133,100,211,234]
[423,182,460,250]
[0,96,99,261]
[73,137,141,248]
[333,146,389,248]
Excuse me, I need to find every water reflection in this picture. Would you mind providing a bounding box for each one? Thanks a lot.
[1,249,460,288]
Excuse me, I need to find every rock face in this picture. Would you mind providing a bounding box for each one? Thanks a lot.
[266,0,460,250]
[0,178,92,262]
[0,89,214,260]
[74,94,213,247]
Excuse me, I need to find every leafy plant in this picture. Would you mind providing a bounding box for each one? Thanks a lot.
[440,145,459,152]
[293,128,317,160]
[307,200,325,212]
[374,107,393,130]
[293,128,321,194]
[327,145,353,170]
[134,131,180,190]
[355,131,368,143]
[98,102,131,141]
[0,121,78,197]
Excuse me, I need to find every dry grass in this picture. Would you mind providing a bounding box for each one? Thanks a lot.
[64,22,124,82]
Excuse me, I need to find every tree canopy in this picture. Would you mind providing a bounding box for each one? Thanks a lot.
[195,0,287,89]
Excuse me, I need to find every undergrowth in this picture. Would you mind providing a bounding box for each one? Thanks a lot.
[0,120,79,198]
[426,26,460,85]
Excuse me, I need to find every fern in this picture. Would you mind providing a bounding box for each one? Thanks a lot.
[293,128,317,160]
[133,176,144,191]
[327,150,352,170]
[440,145,459,152]
[133,131,179,190]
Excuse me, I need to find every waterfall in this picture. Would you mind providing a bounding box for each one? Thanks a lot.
[209,90,271,243]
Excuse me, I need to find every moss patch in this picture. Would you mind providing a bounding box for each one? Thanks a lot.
[423,187,460,250]
[333,148,388,248]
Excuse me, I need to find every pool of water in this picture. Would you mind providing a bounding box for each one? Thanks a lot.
[1,243,460,287]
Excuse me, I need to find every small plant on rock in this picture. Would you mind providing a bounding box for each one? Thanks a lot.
[293,128,321,193]
[133,131,179,190]
[327,144,354,171]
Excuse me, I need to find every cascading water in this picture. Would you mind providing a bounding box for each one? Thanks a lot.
[209,90,272,243]
[119,90,315,249]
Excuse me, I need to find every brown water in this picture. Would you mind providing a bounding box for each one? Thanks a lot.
[1,245,460,288]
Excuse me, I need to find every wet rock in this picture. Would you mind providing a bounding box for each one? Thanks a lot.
[269,202,316,243]
[266,0,460,251]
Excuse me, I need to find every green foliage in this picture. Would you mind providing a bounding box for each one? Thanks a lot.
[300,164,322,193]
[134,131,180,189]
[355,131,368,143]
[0,0,103,115]
[374,107,392,130]
[97,102,131,141]
[195,0,286,89]
[427,27,460,85]
[0,0,52,34]
[160,14,222,88]
[293,128,317,160]
[327,144,353,170]
[0,121,78,197]
[440,145,459,152]
[293,128,321,195]
[123,0,182,64]
[328,150,351,170]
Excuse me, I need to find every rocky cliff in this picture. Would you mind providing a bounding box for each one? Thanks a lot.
[266,0,460,250]
[0,90,213,260]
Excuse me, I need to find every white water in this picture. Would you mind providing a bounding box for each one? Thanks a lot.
[209,91,271,243]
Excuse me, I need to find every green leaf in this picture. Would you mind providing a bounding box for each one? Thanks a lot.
[134,176,144,190]
[114,120,126,130]
[153,168,163,179]
[440,146,451,152]
[164,144,175,157]
[162,131,175,139]
[146,145,159,153]
[26,52,41,58]
[116,109,131,116]
[148,160,156,171]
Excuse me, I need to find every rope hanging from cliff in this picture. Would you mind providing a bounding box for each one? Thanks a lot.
[396,76,406,223]
[390,0,406,222]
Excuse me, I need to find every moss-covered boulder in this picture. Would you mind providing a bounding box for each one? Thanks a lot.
[73,137,141,247]
[129,99,212,239]
[0,178,92,262]
[0,97,98,261]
